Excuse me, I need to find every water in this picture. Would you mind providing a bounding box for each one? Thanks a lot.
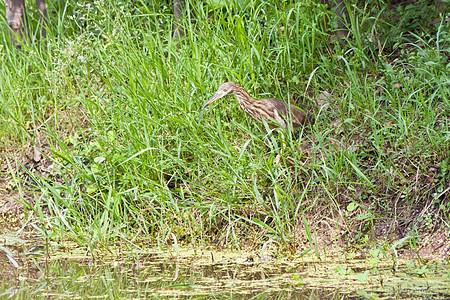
[1,246,449,299]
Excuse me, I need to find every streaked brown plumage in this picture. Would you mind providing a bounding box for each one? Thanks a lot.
[202,82,314,131]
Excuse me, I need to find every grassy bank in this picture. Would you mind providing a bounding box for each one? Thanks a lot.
[1,0,449,256]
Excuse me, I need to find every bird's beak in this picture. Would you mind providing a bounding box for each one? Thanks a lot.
[202,91,226,109]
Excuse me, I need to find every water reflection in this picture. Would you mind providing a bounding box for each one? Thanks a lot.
[0,248,449,299]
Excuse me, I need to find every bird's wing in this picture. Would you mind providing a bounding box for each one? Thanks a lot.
[265,98,288,115]
[266,98,306,123]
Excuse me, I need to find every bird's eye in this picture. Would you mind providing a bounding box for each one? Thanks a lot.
[223,89,227,92]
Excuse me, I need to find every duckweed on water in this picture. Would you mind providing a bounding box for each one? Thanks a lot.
[1,245,449,299]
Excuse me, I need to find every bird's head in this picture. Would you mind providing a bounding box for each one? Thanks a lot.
[202,82,237,109]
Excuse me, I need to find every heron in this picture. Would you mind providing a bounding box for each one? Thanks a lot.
[202,82,314,131]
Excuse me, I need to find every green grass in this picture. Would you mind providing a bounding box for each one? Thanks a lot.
[0,0,449,255]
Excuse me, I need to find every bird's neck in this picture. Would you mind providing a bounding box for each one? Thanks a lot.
[233,89,256,109]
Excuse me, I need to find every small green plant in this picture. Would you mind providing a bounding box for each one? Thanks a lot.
[356,270,370,282]
[291,273,304,287]
[335,265,353,276]
[369,248,381,268]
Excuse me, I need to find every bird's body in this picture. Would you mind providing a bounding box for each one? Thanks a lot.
[202,82,314,131]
